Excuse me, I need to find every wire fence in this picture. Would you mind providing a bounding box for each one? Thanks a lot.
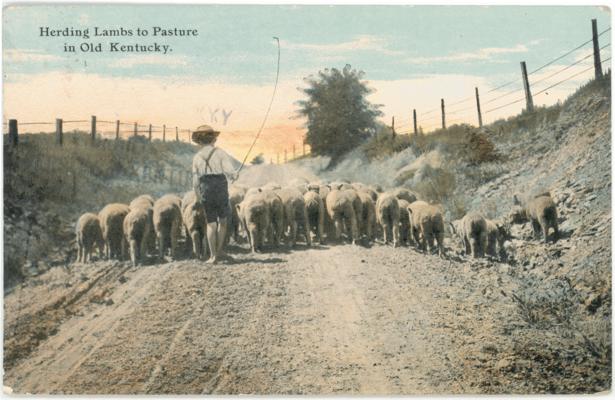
[3,20,611,164]
[394,22,611,135]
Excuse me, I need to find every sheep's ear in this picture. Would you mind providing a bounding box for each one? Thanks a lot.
[235,203,242,212]
[407,205,413,214]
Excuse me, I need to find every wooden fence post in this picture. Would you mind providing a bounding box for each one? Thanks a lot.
[520,61,534,112]
[163,125,166,142]
[441,99,446,130]
[133,122,138,137]
[90,115,96,143]
[148,124,152,142]
[413,109,417,135]
[115,120,120,140]
[391,116,396,138]
[71,171,77,198]
[8,119,18,147]
[175,126,179,141]
[592,19,603,79]
[475,87,483,127]
[56,118,63,146]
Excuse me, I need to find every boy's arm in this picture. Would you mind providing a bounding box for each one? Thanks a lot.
[220,150,244,181]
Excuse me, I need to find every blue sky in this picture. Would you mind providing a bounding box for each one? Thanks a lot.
[3,5,611,158]
[4,5,611,84]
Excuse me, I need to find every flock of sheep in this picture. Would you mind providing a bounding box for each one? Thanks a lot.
[75,177,559,266]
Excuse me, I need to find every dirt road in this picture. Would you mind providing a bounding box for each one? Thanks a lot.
[4,241,519,395]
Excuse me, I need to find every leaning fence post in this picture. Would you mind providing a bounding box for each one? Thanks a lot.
[148,124,152,142]
[56,118,63,146]
[592,19,603,79]
[8,119,18,147]
[90,115,96,143]
[413,109,418,135]
[391,116,396,138]
[475,87,483,127]
[115,120,120,140]
[520,61,534,112]
[441,99,446,130]
[163,125,166,142]
[133,122,138,137]
[175,126,179,141]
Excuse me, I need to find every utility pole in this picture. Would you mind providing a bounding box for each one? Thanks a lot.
[475,87,483,127]
[520,61,534,112]
[592,18,603,79]
[441,99,446,130]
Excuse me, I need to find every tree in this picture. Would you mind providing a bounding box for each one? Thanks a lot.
[296,65,382,161]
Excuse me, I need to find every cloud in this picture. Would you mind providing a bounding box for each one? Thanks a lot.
[4,49,62,63]
[404,44,528,65]
[108,55,190,68]
[282,35,403,56]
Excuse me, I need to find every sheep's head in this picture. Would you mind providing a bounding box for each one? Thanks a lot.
[508,205,528,224]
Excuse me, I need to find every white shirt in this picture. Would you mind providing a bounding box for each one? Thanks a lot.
[192,145,242,184]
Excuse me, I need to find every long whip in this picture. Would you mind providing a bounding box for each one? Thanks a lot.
[232,36,281,182]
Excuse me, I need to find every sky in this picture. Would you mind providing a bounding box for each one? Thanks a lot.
[3,5,612,160]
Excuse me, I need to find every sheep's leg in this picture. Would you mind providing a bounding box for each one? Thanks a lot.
[170,225,178,260]
[470,237,479,258]
[425,225,435,253]
[303,209,312,246]
[531,218,541,240]
[392,219,400,247]
[158,233,165,261]
[248,225,258,253]
[334,217,343,242]
[538,217,550,243]
[191,231,201,259]
[290,220,298,247]
[552,219,559,243]
[129,239,138,267]
[382,223,390,244]
[436,232,445,257]
[201,233,209,260]
[464,236,471,256]
[479,233,487,257]
[317,211,325,244]
[77,240,83,263]
[420,231,428,252]
[140,235,149,263]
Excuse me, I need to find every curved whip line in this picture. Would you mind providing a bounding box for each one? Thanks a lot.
[233,36,281,181]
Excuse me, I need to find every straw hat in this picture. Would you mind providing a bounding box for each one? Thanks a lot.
[192,125,220,144]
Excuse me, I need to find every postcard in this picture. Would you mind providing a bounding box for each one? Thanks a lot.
[2,4,611,395]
